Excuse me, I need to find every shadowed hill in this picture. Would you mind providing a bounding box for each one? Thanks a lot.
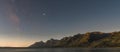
[29,31,120,48]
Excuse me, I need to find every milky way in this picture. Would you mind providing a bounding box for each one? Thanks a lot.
[5,0,20,31]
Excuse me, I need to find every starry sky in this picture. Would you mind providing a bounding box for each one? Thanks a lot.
[0,0,120,47]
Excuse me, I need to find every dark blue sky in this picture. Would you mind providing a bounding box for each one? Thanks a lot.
[0,0,120,47]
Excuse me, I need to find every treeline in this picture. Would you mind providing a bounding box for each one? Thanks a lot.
[29,31,120,48]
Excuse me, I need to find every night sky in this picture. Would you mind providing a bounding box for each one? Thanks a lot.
[0,0,120,47]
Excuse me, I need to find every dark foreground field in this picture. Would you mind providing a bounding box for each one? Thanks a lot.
[0,48,120,52]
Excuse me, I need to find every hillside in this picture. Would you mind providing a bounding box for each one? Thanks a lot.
[29,31,120,48]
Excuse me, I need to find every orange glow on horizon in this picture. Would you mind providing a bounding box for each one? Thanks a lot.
[0,41,34,47]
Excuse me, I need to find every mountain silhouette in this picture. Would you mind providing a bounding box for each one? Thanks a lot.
[29,31,120,48]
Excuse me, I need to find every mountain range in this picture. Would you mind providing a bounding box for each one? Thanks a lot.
[29,31,120,48]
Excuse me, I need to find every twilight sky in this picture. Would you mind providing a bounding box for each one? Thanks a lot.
[0,0,120,47]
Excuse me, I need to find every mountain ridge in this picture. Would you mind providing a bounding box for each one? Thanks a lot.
[29,31,120,48]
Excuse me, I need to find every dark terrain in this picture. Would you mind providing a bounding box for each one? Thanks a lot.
[29,31,120,48]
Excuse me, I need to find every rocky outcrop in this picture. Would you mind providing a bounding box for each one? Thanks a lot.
[29,39,59,48]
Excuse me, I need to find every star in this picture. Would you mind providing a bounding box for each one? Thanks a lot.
[42,13,46,16]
